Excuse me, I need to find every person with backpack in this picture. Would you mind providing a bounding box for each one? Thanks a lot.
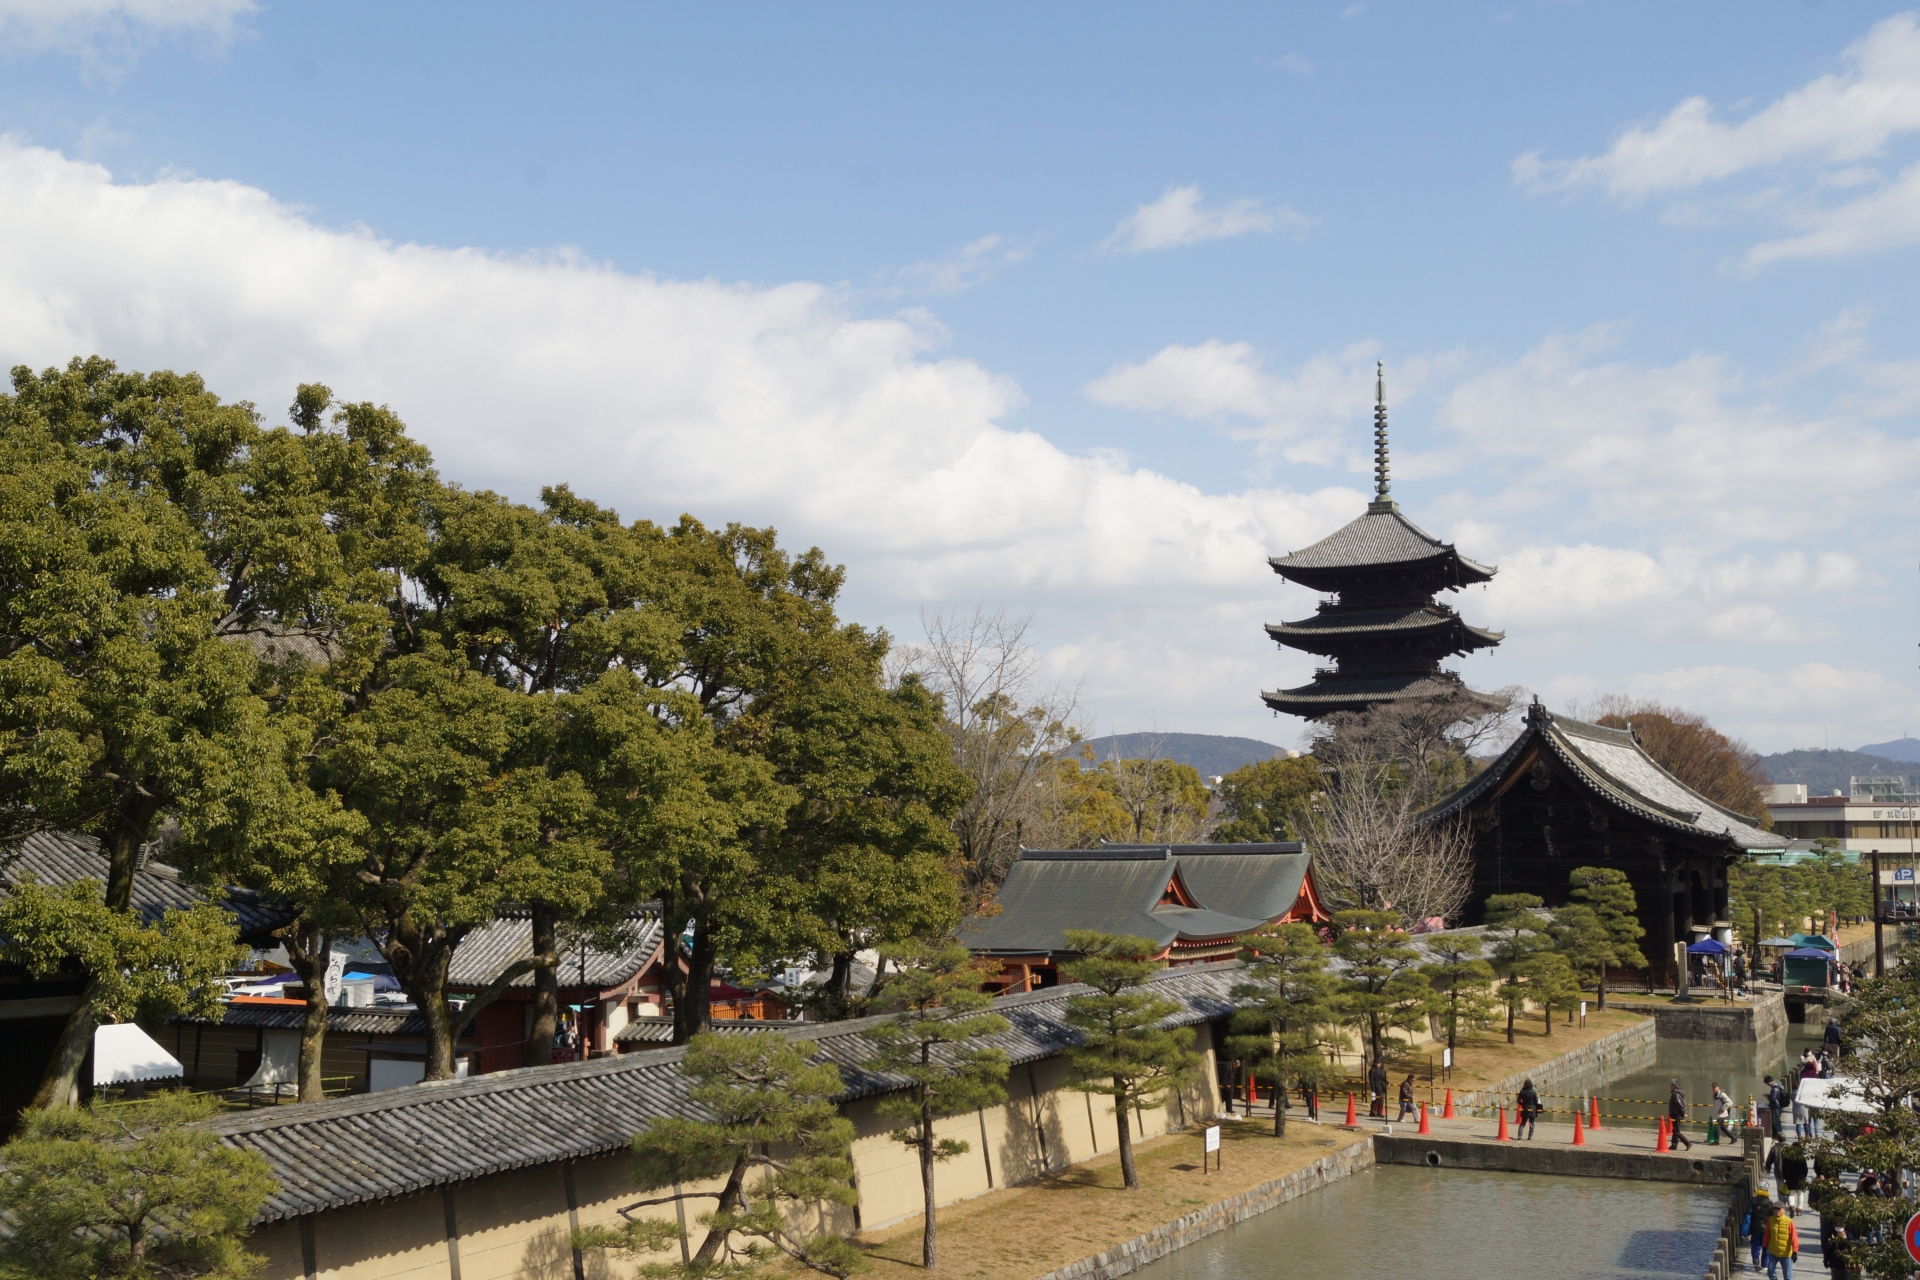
[1766,1074,1789,1138]
[1765,1202,1799,1278]
[1667,1078,1694,1150]
[1745,1189,1774,1273]
[1517,1079,1541,1140]
[1780,1143,1811,1214]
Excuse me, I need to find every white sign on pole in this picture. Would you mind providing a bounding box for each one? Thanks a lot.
[1580,1001,1588,1018]
[1204,1124,1221,1153]
[322,951,346,1005]
[1442,1047,1453,1070]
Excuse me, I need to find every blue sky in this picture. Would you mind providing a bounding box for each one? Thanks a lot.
[2,2,1918,754]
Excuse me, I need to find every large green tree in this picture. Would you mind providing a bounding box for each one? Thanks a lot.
[0,1092,276,1280]
[1228,922,1337,1135]
[1330,909,1433,1064]
[868,942,1009,1270]
[1058,930,1200,1191]
[1420,933,1496,1056]
[1483,894,1551,1044]
[1213,756,1322,843]
[0,359,332,1108]
[1566,866,1646,1009]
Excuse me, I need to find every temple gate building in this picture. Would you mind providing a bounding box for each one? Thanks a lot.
[1262,364,1504,719]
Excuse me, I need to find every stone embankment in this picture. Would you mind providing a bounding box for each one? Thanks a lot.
[1610,992,1788,1042]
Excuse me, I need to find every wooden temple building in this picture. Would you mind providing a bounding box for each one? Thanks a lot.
[959,842,1329,993]
[1420,701,1789,983]
[1263,364,1504,718]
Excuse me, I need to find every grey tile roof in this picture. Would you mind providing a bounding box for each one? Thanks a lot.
[1268,507,1495,584]
[209,962,1245,1224]
[0,830,293,941]
[446,910,664,992]
[613,1017,796,1046]
[1261,672,1500,713]
[958,844,1312,955]
[1266,604,1503,651]
[1421,703,1790,852]
[173,1003,439,1037]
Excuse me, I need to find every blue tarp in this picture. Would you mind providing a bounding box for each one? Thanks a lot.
[1687,938,1730,954]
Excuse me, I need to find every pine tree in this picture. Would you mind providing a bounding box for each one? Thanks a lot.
[1420,933,1496,1056]
[1483,894,1550,1044]
[1330,909,1433,1064]
[1568,866,1646,1009]
[1526,950,1583,1036]
[0,1091,276,1280]
[1058,930,1201,1191]
[867,943,1010,1270]
[577,1031,859,1277]
[1228,922,1337,1136]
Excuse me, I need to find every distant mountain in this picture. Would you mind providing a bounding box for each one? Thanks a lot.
[1759,748,1916,796]
[1081,732,1299,780]
[1859,737,1920,764]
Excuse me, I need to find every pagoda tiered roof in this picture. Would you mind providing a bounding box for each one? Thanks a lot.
[1268,502,1496,593]
[1259,363,1503,720]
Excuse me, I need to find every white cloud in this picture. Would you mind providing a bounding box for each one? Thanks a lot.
[0,137,1362,607]
[0,0,252,51]
[1270,53,1311,75]
[885,233,1030,295]
[1520,13,1920,199]
[1544,663,1920,754]
[1743,158,1920,266]
[1101,185,1307,253]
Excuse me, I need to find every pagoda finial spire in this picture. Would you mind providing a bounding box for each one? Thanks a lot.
[1371,359,1394,510]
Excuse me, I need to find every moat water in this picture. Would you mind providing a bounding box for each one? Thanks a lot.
[1135,1023,1831,1279]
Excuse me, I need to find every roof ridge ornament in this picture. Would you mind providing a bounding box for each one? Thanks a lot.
[1368,359,1397,514]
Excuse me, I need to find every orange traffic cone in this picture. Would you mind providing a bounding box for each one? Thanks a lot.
[1572,1111,1586,1146]
[1656,1117,1669,1153]
[1496,1105,1510,1141]
[1589,1095,1602,1131]
[1418,1101,1431,1135]
[1345,1092,1357,1126]
[1442,1088,1455,1119]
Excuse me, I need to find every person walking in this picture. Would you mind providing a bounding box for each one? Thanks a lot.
[1710,1083,1732,1144]
[1667,1079,1694,1150]
[1765,1074,1789,1138]
[1368,1059,1388,1119]
[1746,1190,1774,1273]
[1396,1073,1417,1123]
[1765,1202,1799,1279]
[1517,1078,1541,1140]
[1824,1017,1842,1057]
[1301,1076,1319,1123]
[1780,1143,1810,1215]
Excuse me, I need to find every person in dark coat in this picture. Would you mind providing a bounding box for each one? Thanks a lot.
[1824,1018,1843,1056]
[1517,1079,1541,1140]
[1300,1075,1319,1122]
[1396,1073,1417,1123]
[1367,1060,1388,1118]
[1667,1079,1694,1149]
[1780,1143,1810,1214]
[1765,1074,1788,1138]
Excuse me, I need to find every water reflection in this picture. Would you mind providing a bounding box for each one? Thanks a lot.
[1542,1025,1827,1129]
[1128,1166,1728,1280]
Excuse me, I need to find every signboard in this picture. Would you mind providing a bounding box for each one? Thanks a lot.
[1442,1047,1453,1070]
[1904,1210,1920,1265]
[1900,868,1916,882]
[322,951,345,1005]
[1204,1124,1221,1153]
[1580,1001,1587,1018]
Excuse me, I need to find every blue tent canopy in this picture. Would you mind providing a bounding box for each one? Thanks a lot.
[1686,937,1730,954]
[1784,947,1835,960]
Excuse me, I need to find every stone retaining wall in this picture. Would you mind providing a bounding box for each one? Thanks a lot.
[1373,1134,1747,1184]
[1611,994,1788,1042]
[1029,1139,1375,1280]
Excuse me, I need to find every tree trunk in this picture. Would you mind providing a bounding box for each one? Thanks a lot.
[1597,967,1608,1010]
[693,1152,751,1264]
[1272,1049,1285,1137]
[30,976,101,1109]
[33,799,159,1109]
[529,906,560,1065]
[920,1088,938,1269]
[289,928,334,1102]
[1114,1080,1138,1189]
[824,948,856,1021]
[1505,991,1516,1044]
[673,912,717,1045]
[389,925,459,1080]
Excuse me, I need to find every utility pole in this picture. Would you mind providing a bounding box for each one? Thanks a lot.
[1873,848,1886,979]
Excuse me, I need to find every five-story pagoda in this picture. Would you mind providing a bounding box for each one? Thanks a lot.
[1262,364,1504,720]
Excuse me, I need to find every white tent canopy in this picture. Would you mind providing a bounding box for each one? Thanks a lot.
[92,1023,183,1087]
[1796,1075,1876,1116]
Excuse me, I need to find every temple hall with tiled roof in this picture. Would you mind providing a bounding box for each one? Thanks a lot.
[1262,363,1504,720]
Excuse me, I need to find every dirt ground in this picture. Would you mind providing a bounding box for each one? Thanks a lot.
[850,1008,1652,1278]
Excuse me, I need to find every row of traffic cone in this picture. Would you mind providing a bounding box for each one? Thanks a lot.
[1490,1095,1603,1143]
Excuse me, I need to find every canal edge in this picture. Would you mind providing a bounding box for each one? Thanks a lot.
[1028,1139,1376,1280]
